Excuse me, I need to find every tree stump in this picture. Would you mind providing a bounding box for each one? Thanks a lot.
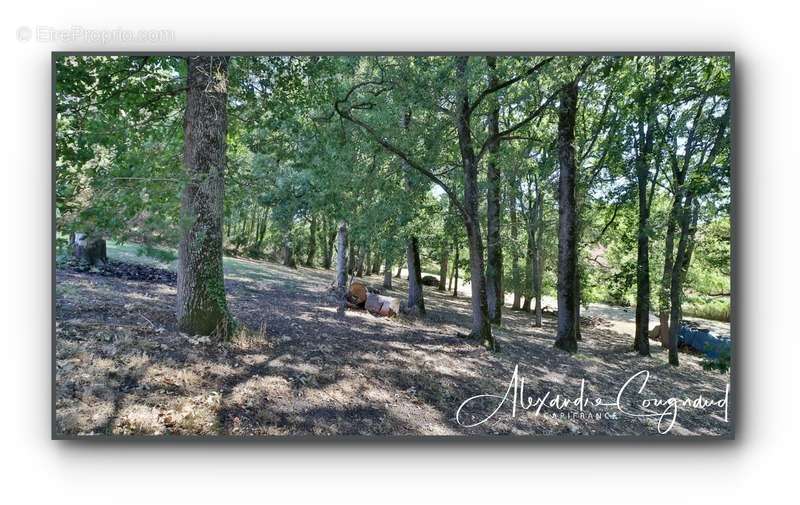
[72,233,107,266]
[421,275,439,287]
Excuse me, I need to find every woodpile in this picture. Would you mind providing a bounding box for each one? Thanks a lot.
[345,279,399,317]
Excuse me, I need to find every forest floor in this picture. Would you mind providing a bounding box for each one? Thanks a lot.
[55,249,732,437]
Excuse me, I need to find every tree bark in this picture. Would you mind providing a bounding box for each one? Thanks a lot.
[305,214,317,267]
[533,187,544,327]
[405,237,426,315]
[455,57,495,350]
[335,220,348,293]
[347,242,356,276]
[452,244,459,297]
[510,188,521,309]
[282,224,296,268]
[659,195,679,347]
[438,242,449,291]
[485,56,504,324]
[176,56,232,337]
[668,193,695,366]
[323,219,335,270]
[383,257,393,289]
[554,80,579,354]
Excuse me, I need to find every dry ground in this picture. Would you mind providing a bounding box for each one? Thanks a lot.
[55,255,732,437]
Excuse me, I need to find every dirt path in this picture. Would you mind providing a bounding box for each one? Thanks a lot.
[55,256,732,437]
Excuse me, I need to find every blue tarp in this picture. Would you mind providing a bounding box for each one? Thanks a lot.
[678,326,731,359]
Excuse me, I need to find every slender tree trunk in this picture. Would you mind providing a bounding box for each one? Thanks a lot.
[452,244,459,297]
[335,220,348,293]
[510,188,521,309]
[632,138,656,355]
[176,56,232,337]
[485,56,503,324]
[323,220,335,270]
[438,242,449,291]
[554,81,579,353]
[659,195,679,347]
[406,237,426,315]
[668,193,695,366]
[395,263,402,278]
[533,189,544,327]
[356,247,365,278]
[383,257,392,289]
[305,214,317,267]
[455,57,495,350]
[347,242,356,276]
[371,252,381,275]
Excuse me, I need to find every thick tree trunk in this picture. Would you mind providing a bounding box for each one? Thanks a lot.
[438,242,449,291]
[554,81,579,353]
[405,237,426,315]
[455,57,495,350]
[305,214,317,267]
[282,228,296,268]
[485,56,503,325]
[383,257,392,289]
[335,220,348,293]
[176,56,232,337]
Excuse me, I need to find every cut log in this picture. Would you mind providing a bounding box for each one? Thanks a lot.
[365,292,400,317]
[421,275,439,287]
[346,279,368,306]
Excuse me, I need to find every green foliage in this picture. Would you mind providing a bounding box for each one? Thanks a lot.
[56,55,731,329]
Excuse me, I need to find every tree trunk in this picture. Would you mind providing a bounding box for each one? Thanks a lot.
[633,152,656,354]
[533,189,544,327]
[405,237,426,315]
[371,252,381,275]
[347,242,356,276]
[659,195,679,347]
[452,244,459,297]
[668,194,695,366]
[485,56,503,325]
[510,187,521,309]
[395,263,402,278]
[305,214,317,267]
[455,56,495,350]
[438,242,449,291]
[356,247,365,278]
[176,56,232,337]
[335,220,348,293]
[554,80,579,353]
[323,220,335,270]
[383,257,392,289]
[282,227,296,268]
